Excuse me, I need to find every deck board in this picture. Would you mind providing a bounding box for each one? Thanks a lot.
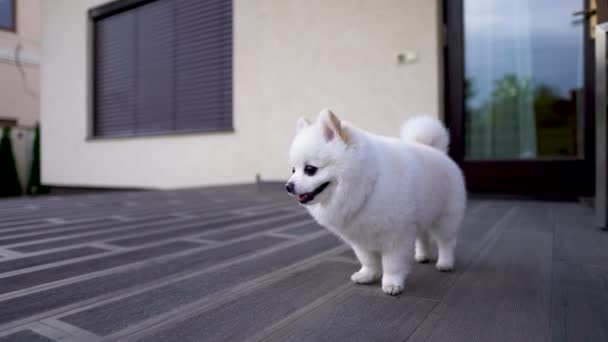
[0,185,605,341]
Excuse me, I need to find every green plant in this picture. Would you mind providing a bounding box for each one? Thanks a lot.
[27,125,49,195]
[0,126,23,197]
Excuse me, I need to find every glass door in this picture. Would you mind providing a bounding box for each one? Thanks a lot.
[445,0,595,196]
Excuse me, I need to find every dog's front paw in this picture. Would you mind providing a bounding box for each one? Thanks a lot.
[382,283,404,296]
[351,268,381,284]
[381,273,406,296]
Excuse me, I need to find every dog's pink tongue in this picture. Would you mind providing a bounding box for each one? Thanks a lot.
[298,194,307,201]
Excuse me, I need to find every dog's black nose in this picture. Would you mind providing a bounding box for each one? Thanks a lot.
[285,182,295,194]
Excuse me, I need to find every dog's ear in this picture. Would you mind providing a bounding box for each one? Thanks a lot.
[296,117,311,134]
[319,109,349,144]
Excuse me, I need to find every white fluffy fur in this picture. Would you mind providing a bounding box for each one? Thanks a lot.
[288,109,466,295]
[400,115,450,153]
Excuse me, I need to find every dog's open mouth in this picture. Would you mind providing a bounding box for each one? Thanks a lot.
[298,182,331,204]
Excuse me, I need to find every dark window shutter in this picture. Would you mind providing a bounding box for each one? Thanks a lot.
[175,0,233,132]
[92,0,233,137]
[94,11,137,137]
[135,0,176,134]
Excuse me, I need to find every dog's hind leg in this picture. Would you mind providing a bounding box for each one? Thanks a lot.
[415,230,432,263]
[350,245,381,284]
[429,215,461,272]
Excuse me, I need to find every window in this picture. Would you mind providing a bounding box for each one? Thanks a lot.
[0,0,15,32]
[90,0,233,138]
[0,118,17,127]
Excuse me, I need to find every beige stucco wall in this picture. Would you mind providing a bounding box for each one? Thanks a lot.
[0,0,40,127]
[1,0,40,192]
[41,0,441,189]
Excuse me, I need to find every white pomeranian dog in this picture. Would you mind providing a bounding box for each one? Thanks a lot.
[286,109,466,295]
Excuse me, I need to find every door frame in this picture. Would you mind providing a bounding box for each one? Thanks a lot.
[443,0,596,197]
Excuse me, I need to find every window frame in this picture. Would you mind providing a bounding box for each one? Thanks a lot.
[87,0,234,140]
[0,0,16,33]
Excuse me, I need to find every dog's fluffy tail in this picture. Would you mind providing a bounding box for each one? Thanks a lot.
[400,115,449,153]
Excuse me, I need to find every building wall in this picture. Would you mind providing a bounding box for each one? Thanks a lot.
[0,0,40,127]
[1,0,40,192]
[41,0,442,189]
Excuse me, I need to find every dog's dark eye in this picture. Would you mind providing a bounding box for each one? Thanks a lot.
[304,165,318,176]
[291,167,295,174]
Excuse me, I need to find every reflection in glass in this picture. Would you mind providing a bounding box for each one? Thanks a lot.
[464,0,584,159]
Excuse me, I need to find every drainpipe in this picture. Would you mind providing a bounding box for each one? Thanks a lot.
[13,42,37,99]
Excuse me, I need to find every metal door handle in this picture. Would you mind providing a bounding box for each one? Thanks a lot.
[573,9,597,17]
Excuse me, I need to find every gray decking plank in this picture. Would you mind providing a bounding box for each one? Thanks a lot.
[551,262,608,342]
[0,246,108,274]
[0,241,201,295]
[9,213,240,253]
[0,330,54,342]
[553,203,608,266]
[0,218,110,237]
[134,261,357,342]
[408,229,553,342]
[0,236,284,325]
[396,200,515,300]
[106,211,294,247]
[0,189,605,342]
[0,219,121,245]
[265,287,436,342]
[61,234,342,336]
[277,222,323,236]
[202,215,313,241]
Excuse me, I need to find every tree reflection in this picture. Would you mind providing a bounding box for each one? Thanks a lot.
[465,74,579,159]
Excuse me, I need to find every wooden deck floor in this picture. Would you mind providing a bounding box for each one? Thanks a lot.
[0,184,607,341]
